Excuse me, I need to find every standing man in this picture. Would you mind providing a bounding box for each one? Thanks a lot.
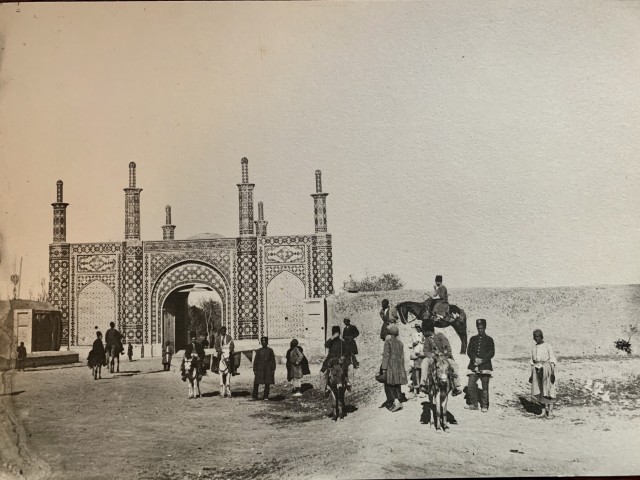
[426,275,450,321]
[342,318,360,369]
[252,337,276,401]
[379,299,398,341]
[16,342,27,371]
[380,325,407,412]
[409,323,424,394]
[465,318,495,413]
[105,321,124,355]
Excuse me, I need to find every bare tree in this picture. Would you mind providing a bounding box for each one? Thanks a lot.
[197,297,222,345]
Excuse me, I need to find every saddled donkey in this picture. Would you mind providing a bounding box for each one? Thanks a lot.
[183,355,203,399]
[218,350,233,398]
[327,358,347,421]
[425,352,454,431]
[106,344,120,374]
[396,301,468,354]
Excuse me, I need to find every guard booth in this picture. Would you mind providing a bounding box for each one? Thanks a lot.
[303,298,327,356]
[6,300,63,353]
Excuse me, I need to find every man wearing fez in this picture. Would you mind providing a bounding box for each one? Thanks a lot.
[342,318,360,369]
[465,318,495,412]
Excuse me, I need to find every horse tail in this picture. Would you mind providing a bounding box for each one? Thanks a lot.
[453,308,468,355]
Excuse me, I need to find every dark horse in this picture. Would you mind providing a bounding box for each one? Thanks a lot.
[396,301,467,354]
[327,359,347,421]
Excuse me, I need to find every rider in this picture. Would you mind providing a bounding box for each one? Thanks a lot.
[181,332,206,381]
[321,326,353,392]
[214,326,236,397]
[426,275,452,322]
[105,321,124,355]
[419,321,463,397]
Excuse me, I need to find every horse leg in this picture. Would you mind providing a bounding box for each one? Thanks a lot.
[452,313,468,355]
[330,387,338,421]
[116,355,119,373]
[442,391,449,431]
[340,387,346,419]
[196,378,201,398]
[219,372,225,397]
[434,389,442,431]
[226,376,232,398]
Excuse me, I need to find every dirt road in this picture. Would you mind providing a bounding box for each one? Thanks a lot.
[2,351,640,479]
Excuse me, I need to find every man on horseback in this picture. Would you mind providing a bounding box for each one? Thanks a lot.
[105,321,124,355]
[181,332,205,381]
[214,326,237,375]
[425,275,452,322]
[321,326,353,392]
[419,322,463,397]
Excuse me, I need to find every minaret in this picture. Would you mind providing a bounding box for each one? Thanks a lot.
[124,162,143,241]
[237,157,255,237]
[310,170,334,297]
[49,180,71,347]
[311,170,328,233]
[51,180,69,242]
[254,201,268,236]
[162,205,176,240]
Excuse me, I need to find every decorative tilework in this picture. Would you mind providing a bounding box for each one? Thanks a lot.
[150,262,230,345]
[77,255,117,273]
[77,280,116,346]
[265,245,304,264]
[266,271,305,339]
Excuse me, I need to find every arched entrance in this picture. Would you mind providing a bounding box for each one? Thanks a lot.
[150,261,231,350]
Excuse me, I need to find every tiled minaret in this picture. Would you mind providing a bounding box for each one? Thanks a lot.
[236,158,258,339]
[237,157,255,237]
[123,163,143,349]
[311,170,328,233]
[124,162,143,241]
[311,170,334,296]
[254,201,268,236]
[49,180,71,346]
[162,205,176,240]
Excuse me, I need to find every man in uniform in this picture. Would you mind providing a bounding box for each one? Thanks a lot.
[465,318,495,412]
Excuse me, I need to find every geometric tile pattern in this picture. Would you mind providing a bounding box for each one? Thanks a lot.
[77,280,116,346]
[237,238,259,340]
[123,250,143,342]
[265,245,304,264]
[266,270,306,339]
[150,261,230,345]
[77,254,117,273]
[49,244,70,345]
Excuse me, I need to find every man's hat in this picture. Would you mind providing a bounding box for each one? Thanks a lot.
[413,323,422,330]
[332,325,341,334]
[476,318,487,327]
[387,325,399,336]
[435,275,443,283]
[343,317,351,323]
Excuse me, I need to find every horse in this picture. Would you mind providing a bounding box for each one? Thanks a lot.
[183,355,203,399]
[106,344,120,373]
[87,350,104,380]
[218,350,233,398]
[425,352,453,431]
[327,359,347,421]
[396,301,468,354]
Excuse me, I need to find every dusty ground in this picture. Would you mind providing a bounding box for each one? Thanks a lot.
[1,352,640,480]
[2,285,640,479]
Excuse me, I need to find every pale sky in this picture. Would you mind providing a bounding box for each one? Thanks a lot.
[1,1,639,299]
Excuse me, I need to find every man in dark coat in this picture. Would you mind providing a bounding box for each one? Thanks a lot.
[322,325,353,391]
[182,332,206,380]
[105,321,124,355]
[380,325,407,412]
[16,342,27,371]
[342,318,360,368]
[465,318,495,412]
[252,337,276,400]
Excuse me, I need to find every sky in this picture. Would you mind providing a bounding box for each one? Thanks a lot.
[0,1,639,299]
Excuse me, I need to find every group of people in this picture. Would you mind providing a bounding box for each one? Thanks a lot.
[377,274,558,418]
[87,322,126,376]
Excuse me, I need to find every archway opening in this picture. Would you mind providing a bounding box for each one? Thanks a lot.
[161,284,223,352]
[187,287,223,348]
